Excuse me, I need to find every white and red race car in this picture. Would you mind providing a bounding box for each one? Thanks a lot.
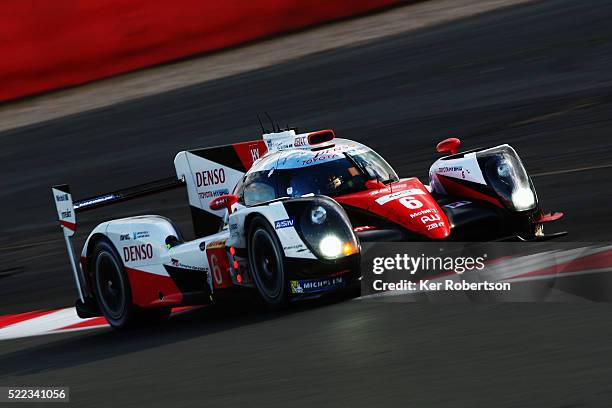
[52,126,564,328]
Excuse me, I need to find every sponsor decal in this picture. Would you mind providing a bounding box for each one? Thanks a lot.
[55,193,69,202]
[420,214,442,224]
[195,168,226,187]
[123,243,154,262]
[275,218,295,229]
[229,223,239,237]
[290,276,345,294]
[132,231,150,240]
[249,145,261,162]
[444,200,471,209]
[438,166,463,173]
[426,221,445,230]
[283,243,308,252]
[301,151,339,166]
[206,240,226,250]
[169,258,208,272]
[294,136,307,147]
[198,188,229,199]
[60,210,72,219]
[375,189,425,206]
[409,208,437,219]
[119,234,131,241]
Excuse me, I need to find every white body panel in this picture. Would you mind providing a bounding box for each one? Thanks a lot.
[82,216,180,278]
[174,151,244,215]
[429,151,486,194]
[228,201,316,259]
[428,144,516,195]
[52,187,76,237]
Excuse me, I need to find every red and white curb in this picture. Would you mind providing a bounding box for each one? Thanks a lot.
[0,307,195,341]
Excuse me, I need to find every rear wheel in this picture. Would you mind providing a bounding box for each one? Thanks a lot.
[91,240,169,329]
[247,216,289,308]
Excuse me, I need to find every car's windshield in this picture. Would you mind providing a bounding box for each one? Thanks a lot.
[275,149,398,198]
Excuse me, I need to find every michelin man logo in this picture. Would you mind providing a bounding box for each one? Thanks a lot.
[290,281,304,294]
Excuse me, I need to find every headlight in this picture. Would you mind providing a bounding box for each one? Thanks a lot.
[319,235,342,258]
[511,187,535,211]
[296,199,359,260]
[311,206,327,224]
[481,146,538,212]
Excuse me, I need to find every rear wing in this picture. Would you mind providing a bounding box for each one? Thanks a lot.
[53,176,185,234]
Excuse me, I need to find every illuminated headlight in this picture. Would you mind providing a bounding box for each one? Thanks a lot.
[481,148,538,212]
[298,199,359,260]
[319,235,342,258]
[511,187,536,211]
[311,205,327,225]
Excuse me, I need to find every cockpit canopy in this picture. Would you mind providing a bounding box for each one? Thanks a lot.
[234,139,398,206]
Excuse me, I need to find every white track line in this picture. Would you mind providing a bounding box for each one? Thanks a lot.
[532,164,612,177]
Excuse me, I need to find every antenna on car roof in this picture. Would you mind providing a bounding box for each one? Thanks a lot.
[264,111,279,132]
[256,114,266,133]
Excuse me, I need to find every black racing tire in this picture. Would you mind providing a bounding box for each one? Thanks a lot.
[91,240,169,329]
[247,216,289,309]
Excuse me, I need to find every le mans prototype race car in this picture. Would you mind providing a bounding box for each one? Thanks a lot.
[52,124,565,328]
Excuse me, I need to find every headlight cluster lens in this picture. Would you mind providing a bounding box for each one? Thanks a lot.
[311,205,327,224]
[298,200,359,260]
[481,147,537,212]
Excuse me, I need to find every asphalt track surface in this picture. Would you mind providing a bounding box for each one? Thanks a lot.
[1,0,612,406]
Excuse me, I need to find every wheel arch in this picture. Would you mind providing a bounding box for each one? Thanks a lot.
[244,211,269,237]
[82,233,121,298]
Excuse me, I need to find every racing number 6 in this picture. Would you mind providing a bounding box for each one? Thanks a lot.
[209,253,223,285]
[206,243,232,289]
[399,196,423,209]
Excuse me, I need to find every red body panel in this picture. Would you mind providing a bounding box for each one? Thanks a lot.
[437,174,503,208]
[206,242,233,289]
[126,267,183,308]
[336,178,451,239]
[233,140,268,171]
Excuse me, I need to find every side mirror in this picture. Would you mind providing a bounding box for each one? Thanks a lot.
[436,138,461,155]
[209,194,239,214]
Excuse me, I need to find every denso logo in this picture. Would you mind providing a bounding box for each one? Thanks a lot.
[195,169,226,187]
[123,244,153,262]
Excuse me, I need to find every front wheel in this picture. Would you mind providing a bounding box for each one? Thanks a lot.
[247,216,289,309]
